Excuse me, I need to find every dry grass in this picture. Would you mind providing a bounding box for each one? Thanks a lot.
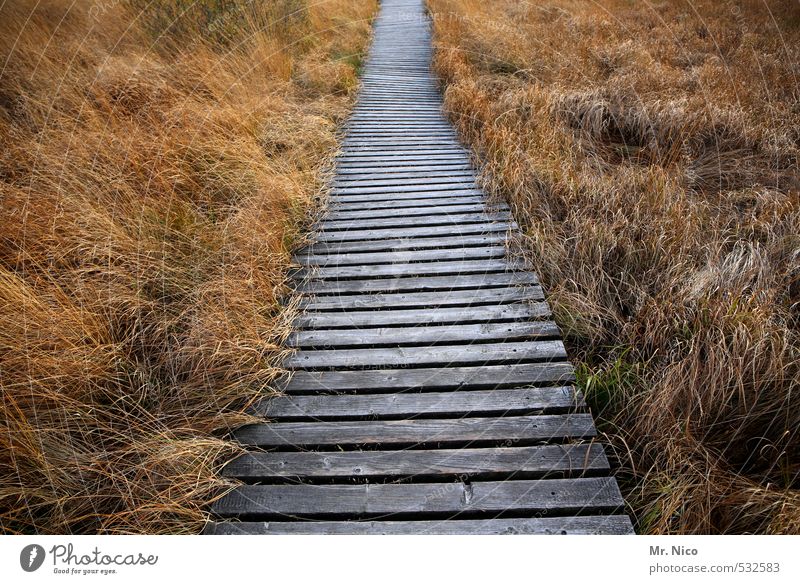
[0,0,376,534]
[428,0,799,533]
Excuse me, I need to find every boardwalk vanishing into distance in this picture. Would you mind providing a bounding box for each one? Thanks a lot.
[206,0,633,535]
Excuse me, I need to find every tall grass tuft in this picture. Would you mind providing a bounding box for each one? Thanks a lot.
[0,0,377,534]
[428,0,799,534]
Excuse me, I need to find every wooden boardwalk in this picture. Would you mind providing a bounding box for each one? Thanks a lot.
[205,0,633,535]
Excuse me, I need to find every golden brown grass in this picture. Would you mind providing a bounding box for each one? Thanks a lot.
[0,0,376,534]
[428,0,799,533]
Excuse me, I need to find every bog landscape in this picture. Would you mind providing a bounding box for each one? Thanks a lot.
[1,0,797,535]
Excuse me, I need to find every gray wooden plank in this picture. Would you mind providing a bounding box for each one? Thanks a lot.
[223,444,607,479]
[294,260,522,281]
[324,203,493,221]
[233,414,596,447]
[256,386,583,419]
[287,321,558,348]
[350,105,442,109]
[343,124,456,132]
[284,340,567,369]
[329,189,484,204]
[345,126,452,133]
[204,515,635,535]
[334,167,470,178]
[212,477,623,517]
[332,176,475,189]
[293,303,548,329]
[310,222,510,242]
[343,139,462,148]
[336,154,468,165]
[296,247,505,267]
[346,117,447,123]
[343,132,458,139]
[342,144,463,153]
[293,272,537,294]
[302,233,507,254]
[281,362,575,393]
[337,148,467,158]
[337,157,467,165]
[334,167,473,179]
[342,134,457,141]
[330,183,488,196]
[354,102,440,107]
[327,195,489,211]
[298,286,542,310]
[317,213,511,232]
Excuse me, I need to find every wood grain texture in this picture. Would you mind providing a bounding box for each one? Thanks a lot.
[255,386,584,419]
[292,272,538,295]
[280,362,577,393]
[204,515,634,535]
[212,477,624,517]
[223,444,608,479]
[292,303,550,329]
[283,340,567,369]
[233,414,596,446]
[287,321,558,348]
[297,286,543,310]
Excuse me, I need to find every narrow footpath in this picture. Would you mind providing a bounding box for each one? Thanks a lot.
[206,0,633,535]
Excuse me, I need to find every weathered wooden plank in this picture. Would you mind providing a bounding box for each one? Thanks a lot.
[355,101,442,106]
[204,515,634,535]
[342,134,457,142]
[346,117,448,124]
[330,183,489,196]
[281,362,575,393]
[324,203,489,221]
[332,176,475,190]
[335,158,470,169]
[255,386,583,419]
[329,189,484,204]
[344,124,452,130]
[284,340,567,369]
[327,195,489,211]
[293,302,549,329]
[310,223,510,244]
[334,172,473,184]
[212,477,622,517]
[223,444,607,479]
[343,139,462,148]
[293,259,522,280]
[343,133,458,141]
[334,168,474,180]
[343,124,456,132]
[293,272,536,294]
[336,154,468,165]
[298,286,542,310]
[344,126,452,134]
[302,233,507,254]
[337,147,466,157]
[296,246,505,266]
[317,213,510,232]
[351,104,441,109]
[233,414,595,447]
[287,321,558,348]
[356,90,440,96]
[341,146,464,155]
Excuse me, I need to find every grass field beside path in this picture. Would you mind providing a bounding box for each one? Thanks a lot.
[428,0,799,534]
[0,0,377,534]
